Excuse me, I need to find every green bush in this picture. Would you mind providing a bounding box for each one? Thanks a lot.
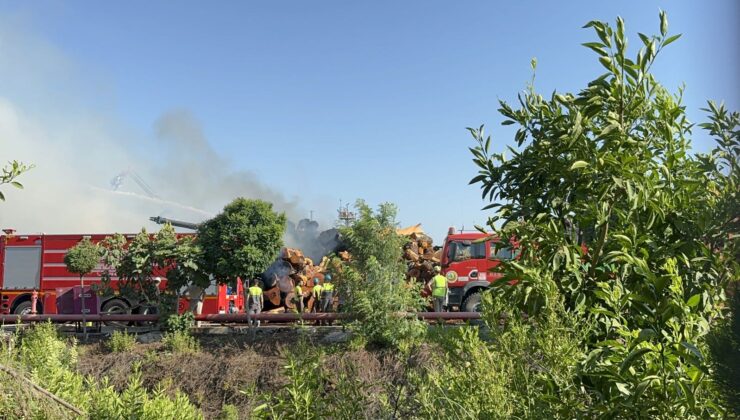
[162,330,200,354]
[108,330,136,353]
[467,12,737,418]
[164,312,195,333]
[336,200,427,351]
[251,339,372,419]
[1,322,203,419]
[217,404,239,420]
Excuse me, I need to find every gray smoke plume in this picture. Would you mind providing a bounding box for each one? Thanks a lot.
[0,19,324,240]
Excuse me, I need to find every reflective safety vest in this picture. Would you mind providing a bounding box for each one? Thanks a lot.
[323,282,334,292]
[432,274,448,297]
[248,286,263,297]
[294,285,303,296]
[312,285,323,298]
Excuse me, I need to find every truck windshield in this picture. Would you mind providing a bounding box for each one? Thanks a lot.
[448,241,486,262]
[492,245,519,260]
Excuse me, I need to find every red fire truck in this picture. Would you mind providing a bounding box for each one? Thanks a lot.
[439,228,518,312]
[0,232,243,316]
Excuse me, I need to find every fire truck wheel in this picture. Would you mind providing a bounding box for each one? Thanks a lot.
[461,292,483,313]
[13,300,38,315]
[101,299,131,327]
[136,305,158,326]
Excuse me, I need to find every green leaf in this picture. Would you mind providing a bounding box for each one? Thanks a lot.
[686,293,701,307]
[570,161,589,170]
[619,347,651,375]
[615,382,631,395]
[662,33,682,47]
[10,181,23,189]
[598,56,613,71]
[582,42,607,56]
[680,341,703,361]
[638,32,651,46]
[635,328,657,345]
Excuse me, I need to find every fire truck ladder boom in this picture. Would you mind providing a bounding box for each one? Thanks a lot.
[149,216,200,230]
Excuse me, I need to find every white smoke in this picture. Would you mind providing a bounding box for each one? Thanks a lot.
[0,20,304,234]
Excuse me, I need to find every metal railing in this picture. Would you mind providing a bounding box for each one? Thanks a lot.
[0,311,482,324]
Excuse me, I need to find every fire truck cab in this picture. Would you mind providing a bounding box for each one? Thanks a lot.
[440,228,518,312]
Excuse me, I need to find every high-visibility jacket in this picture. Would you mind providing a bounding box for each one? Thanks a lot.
[312,285,323,298]
[294,285,303,297]
[323,282,334,292]
[248,286,263,297]
[432,274,448,297]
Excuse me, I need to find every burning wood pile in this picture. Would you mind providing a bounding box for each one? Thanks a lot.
[399,224,441,283]
[262,247,328,311]
[282,247,329,287]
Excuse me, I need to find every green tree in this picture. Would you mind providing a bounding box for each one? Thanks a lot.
[197,198,287,283]
[0,160,33,201]
[98,225,208,315]
[64,238,101,338]
[468,13,736,417]
[64,238,100,284]
[336,200,426,351]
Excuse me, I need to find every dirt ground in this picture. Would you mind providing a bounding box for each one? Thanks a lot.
[76,327,411,419]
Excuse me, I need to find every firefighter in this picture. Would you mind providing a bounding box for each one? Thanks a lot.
[427,266,448,313]
[320,274,335,326]
[321,274,335,313]
[311,278,323,313]
[247,279,264,327]
[293,282,305,313]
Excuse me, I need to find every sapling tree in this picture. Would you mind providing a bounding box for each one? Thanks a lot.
[64,238,101,338]
[65,238,100,291]
[335,200,426,351]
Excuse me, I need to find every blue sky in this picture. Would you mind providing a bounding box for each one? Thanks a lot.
[0,1,737,241]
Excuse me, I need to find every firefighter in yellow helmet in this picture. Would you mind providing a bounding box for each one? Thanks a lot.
[293,281,305,313]
[247,278,264,327]
[311,278,323,313]
[426,266,448,313]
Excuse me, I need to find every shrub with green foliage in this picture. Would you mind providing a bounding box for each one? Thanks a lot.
[335,200,426,351]
[0,322,202,419]
[468,12,737,417]
[162,330,200,354]
[411,295,590,418]
[161,313,199,352]
[251,339,372,419]
[98,225,207,315]
[217,404,239,420]
[165,312,196,333]
[108,330,136,353]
